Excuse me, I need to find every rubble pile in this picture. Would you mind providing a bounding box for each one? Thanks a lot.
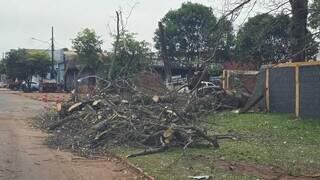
[35,72,246,156]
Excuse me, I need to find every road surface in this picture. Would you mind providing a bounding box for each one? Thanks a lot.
[0,89,139,180]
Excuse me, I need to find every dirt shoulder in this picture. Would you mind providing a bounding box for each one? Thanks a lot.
[0,90,143,180]
[15,91,71,102]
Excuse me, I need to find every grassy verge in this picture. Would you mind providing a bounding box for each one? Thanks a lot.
[112,113,320,179]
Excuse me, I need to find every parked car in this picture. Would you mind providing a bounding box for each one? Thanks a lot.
[39,79,57,92]
[21,81,39,92]
[178,81,222,96]
[0,82,7,88]
[193,81,222,97]
[8,81,22,91]
[210,76,222,87]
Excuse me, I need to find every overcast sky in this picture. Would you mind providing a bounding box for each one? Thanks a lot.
[0,0,267,56]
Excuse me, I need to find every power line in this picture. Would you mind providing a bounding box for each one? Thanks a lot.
[30,27,56,79]
[54,40,69,49]
[31,37,51,45]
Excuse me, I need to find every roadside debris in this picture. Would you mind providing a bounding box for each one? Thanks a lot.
[35,71,248,157]
[188,175,211,180]
[39,79,58,92]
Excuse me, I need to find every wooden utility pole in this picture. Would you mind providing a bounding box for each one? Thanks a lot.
[63,53,67,90]
[51,26,55,79]
[158,22,171,83]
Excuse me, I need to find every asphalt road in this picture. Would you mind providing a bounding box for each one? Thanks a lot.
[0,89,138,180]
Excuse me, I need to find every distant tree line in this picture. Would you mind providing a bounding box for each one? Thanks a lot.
[71,1,320,80]
[154,2,319,67]
[2,1,319,83]
[70,28,153,79]
[1,49,51,83]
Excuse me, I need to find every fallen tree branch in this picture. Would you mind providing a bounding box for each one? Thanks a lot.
[47,116,77,130]
[127,146,169,158]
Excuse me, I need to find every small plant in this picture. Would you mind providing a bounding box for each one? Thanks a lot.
[208,64,223,76]
[229,74,244,90]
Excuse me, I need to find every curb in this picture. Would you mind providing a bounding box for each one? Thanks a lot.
[107,153,155,180]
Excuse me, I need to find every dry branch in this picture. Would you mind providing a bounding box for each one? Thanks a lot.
[37,72,244,156]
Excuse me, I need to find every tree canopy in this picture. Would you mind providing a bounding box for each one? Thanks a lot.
[26,50,51,78]
[0,60,5,75]
[235,13,317,65]
[310,0,320,32]
[3,49,51,81]
[154,2,234,66]
[106,32,153,78]
[116,33,152,72]
[72,28,103,73]
[236,14,290,65]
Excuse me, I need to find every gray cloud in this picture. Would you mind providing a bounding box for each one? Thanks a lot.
[0,0,263,55]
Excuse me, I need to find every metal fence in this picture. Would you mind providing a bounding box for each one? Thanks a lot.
[256,61,320,118]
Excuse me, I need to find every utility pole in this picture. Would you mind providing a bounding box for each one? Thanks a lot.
[51,26,55,79]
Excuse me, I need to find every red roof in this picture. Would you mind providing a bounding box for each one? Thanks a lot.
[223,60,258,71]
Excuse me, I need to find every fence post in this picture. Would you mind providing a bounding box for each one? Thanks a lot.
[222,70,226,89]
[265,67,270,112]
[226,70,230,90]
[295,66,300,117]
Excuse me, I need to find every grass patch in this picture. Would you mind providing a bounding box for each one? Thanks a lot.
[112,113,320,179]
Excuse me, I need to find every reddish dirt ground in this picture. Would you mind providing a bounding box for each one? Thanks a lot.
[16,92,71,102]
[0,89,142,180]
[214,159,320,180]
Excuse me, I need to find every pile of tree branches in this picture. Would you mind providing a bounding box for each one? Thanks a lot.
[35,72,246,157]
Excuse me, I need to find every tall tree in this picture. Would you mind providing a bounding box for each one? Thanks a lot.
[309,0,320,32]
[235,13,317,65]
[72,28,103,74]
[213,17,235,62]
[3,49,51,85]
[226,0,316,62]
[0,60,5,75]
[236,14,291,65]
[3,49,28,81]
[26,50,51,78]
[154,2,234,66]
[106,33,153,78]
[290,0,309,61]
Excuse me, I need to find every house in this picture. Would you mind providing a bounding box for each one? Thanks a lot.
[223,60,259,93]
[26,48,66,85]
[0,74,6,83]
[150,57,201,86]
[51,49,67,85]
[63,51,109,92]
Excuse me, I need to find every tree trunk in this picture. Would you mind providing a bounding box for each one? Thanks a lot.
[290,0,308,62]
[108,11,120,80]
[158,22,172,83]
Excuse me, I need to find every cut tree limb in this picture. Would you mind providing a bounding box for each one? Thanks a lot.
[48,116,76,130]
[127,146,169,158]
